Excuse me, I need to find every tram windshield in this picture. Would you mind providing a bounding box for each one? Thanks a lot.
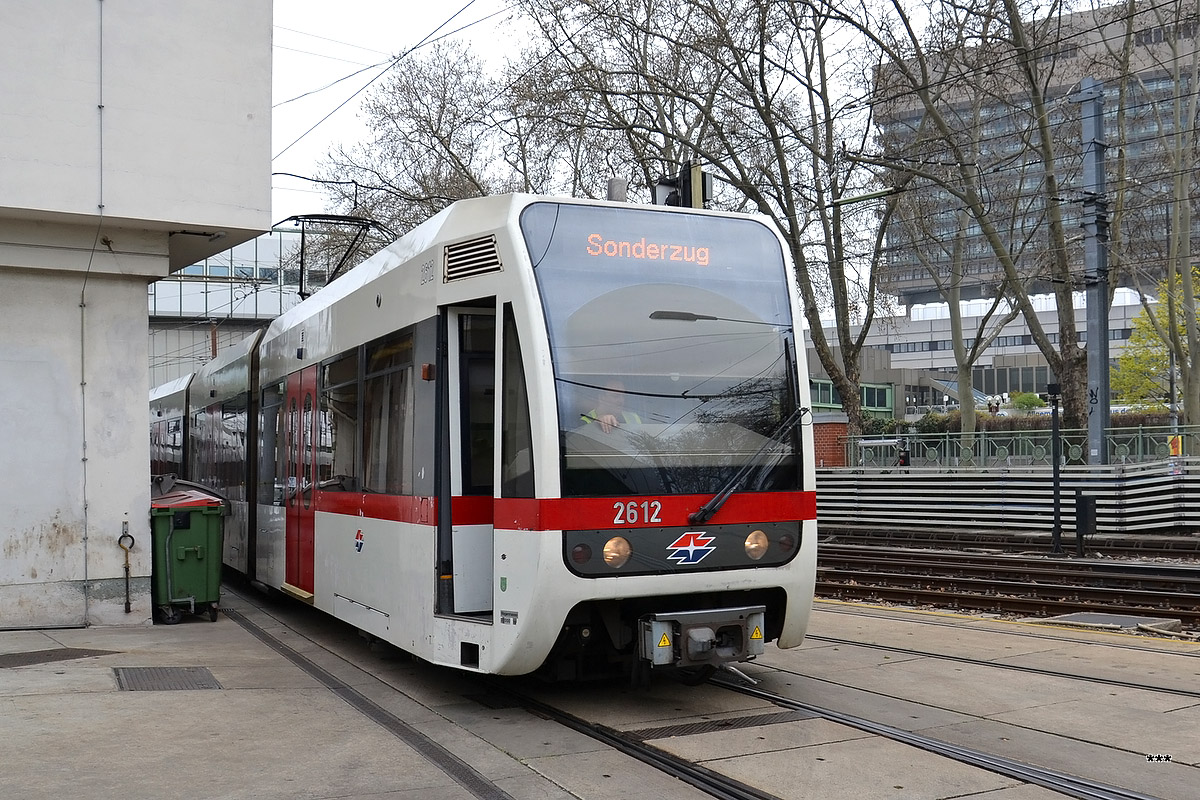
[521,202,799,498]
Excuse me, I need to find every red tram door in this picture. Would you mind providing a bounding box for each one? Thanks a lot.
[284,365,318,600]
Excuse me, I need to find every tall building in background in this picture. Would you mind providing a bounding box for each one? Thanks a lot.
[876,3,1197,306]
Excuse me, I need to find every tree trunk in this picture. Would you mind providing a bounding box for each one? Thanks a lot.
[1057,348,1089,430]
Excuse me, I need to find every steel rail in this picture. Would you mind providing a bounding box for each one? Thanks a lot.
[816,578,1200,626]
[816,545,1200,626]
[820,528,1200,559]
[488,682,784,800]
[223,608,517,800]
[711,677,1166,800]
[818,568,1198,606]
[804,635,1200,698]
[820,547,1200,590]
[814,603,1200,656]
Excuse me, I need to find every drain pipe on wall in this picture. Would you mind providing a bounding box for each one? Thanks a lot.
[78,0,109,625]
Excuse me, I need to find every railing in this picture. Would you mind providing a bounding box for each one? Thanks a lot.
[816,458,1199,534]
[847,425,1198,469]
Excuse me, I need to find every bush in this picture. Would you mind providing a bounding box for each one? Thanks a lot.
[913,411,948,434]
[861,416,906,436]
[906,408,1173,436]
[1111,410,1173,428]
[1010,391,1046,411]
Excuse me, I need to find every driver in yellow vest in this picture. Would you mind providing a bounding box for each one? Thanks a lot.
[581,381,641,433]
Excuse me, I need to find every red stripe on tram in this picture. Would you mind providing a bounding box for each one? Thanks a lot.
[313,491,815,531]
[495,491,816,532]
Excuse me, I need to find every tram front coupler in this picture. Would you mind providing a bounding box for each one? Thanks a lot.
[639,605,766,668]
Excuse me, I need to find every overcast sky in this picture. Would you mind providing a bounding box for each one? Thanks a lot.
[270,0,511,224]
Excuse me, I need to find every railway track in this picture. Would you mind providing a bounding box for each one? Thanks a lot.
[485,674,1168,800]
[817,543,1200,628]
[706,677,1165,800]
[821,526,1200,560]
[223,585,1196,800]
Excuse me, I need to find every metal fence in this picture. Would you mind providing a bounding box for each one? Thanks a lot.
[817,458,1198,534]
[848,425,1199,470]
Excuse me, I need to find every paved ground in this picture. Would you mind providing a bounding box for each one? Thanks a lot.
[2,594,1198,800]
[0,593,579,800]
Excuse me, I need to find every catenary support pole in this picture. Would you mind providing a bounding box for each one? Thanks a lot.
[1073,77,1111,465]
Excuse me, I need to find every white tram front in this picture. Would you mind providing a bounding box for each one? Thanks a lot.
[171,194,817,680]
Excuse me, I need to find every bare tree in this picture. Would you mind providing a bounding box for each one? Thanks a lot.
[518,0,901,434]
[1093,0,1200,424]
[318,40,506,232]
[840,0,1104,427]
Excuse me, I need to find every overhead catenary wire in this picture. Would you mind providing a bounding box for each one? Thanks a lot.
[272,0,508,160]
[266,0,1199,206]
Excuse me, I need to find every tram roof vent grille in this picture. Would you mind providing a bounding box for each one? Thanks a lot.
[444,235,503,282]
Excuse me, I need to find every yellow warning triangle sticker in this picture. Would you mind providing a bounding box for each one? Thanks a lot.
[750,626,763,640]
[657,633,671,647]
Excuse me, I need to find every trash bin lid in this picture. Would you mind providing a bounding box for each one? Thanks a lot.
[151,489,224,510]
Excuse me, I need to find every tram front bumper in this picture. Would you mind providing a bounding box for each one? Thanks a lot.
[639,605,766,667]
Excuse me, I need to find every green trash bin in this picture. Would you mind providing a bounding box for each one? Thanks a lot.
[149,488,225,623]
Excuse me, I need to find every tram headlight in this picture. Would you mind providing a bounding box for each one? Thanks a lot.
[745,530,769,560]
[602,536,632,568]
[571,543,593,565]
[778,533,796,554]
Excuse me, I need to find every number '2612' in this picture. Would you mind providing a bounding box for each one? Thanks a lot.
[612,500,662,525]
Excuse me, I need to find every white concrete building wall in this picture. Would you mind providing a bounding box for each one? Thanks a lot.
[0,0,271,250]
[0,1,271,628]
[0,272,151,625]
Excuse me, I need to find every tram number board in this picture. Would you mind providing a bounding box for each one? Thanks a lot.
[612,499,663,525]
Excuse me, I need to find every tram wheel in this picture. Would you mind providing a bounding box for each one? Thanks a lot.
[673,665,717,686]
[630,659,652,689]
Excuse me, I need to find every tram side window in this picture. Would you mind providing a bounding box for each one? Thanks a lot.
[150,421,163,475]
[189,408,208,487]
[260,382,284,505]
[221,394,249,501]
[362,332,415,494]
[500,305,534,497]
[319,353,359,491]
[151,419,184,476]
[166,419,183,475]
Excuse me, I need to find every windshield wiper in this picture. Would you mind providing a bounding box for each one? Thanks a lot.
[688,404,809,525]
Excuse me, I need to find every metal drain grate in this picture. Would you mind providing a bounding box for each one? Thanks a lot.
[0,649,116,669]
[628,710,816,740]
[113,666,222,691]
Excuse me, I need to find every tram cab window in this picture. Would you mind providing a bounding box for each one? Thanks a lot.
[522,202,800,498]
[501,304,534,497]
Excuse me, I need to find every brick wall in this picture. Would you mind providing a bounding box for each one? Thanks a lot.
[813,421,847,467]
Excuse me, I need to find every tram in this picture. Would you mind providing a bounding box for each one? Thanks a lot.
[152,194,817,680]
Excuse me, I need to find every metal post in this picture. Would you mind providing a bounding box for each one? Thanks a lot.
[1073,78,1111,464]
[1049,383,1062,554]
[1074,490,1092,558]
[1169,349,1178,433]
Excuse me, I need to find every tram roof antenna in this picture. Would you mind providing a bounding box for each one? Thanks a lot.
[275,214,398,299]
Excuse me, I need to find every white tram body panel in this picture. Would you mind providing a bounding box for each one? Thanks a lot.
[158,194,817,678]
